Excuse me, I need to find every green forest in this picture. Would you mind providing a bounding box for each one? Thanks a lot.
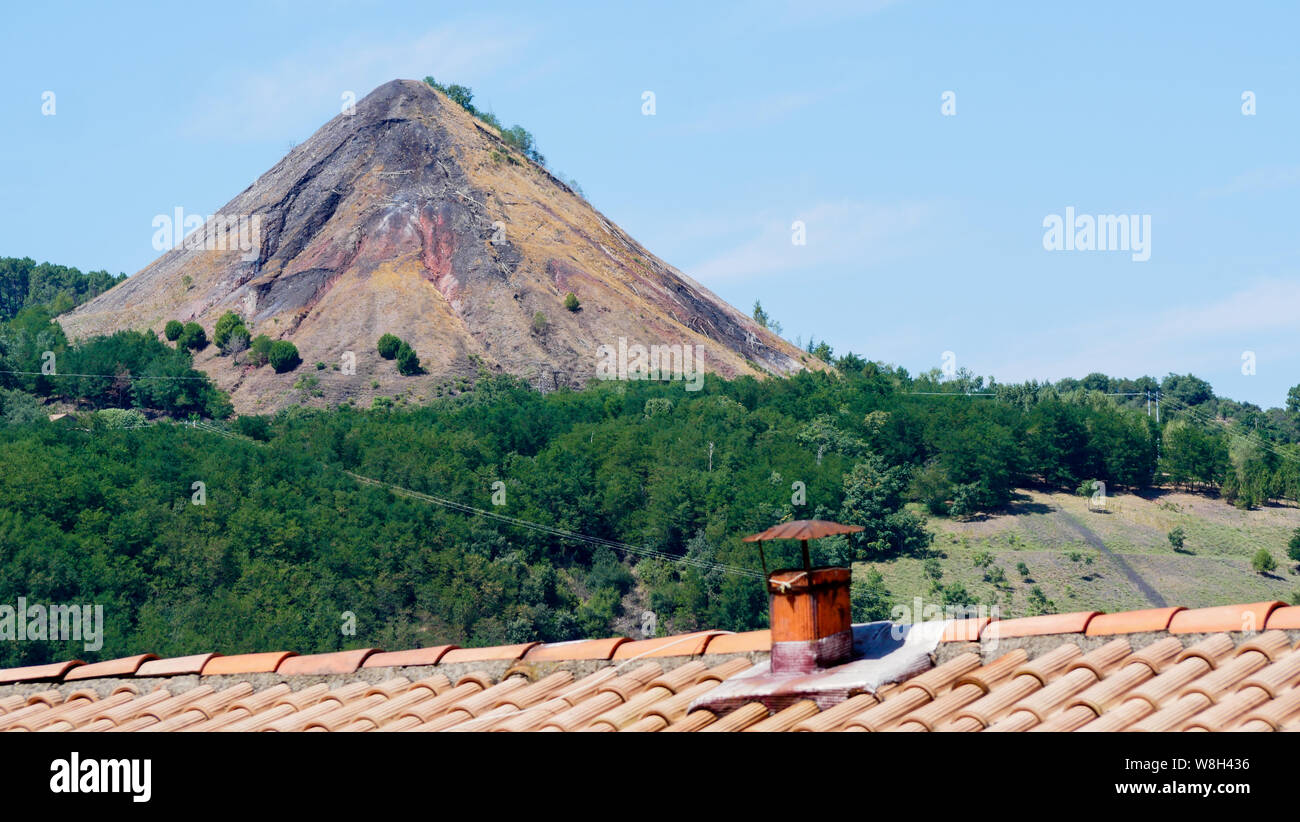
[2,256,1300,667]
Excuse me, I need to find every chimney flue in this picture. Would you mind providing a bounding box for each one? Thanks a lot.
[767,566,852,673]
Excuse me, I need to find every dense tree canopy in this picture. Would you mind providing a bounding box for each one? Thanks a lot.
[2,257,1300,666]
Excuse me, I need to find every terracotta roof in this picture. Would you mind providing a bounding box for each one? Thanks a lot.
[3,601,1300,732]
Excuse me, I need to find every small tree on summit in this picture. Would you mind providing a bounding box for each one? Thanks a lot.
[564,292,580,312]
[444,84,476,114]
[424,75,548,167]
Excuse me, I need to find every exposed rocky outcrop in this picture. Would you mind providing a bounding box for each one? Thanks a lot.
[60,79,820,412]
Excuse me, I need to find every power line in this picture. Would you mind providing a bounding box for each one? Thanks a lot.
[0,369,211,381]
[178,421,766,580]
[1159,394,1300,465]
[342,471,764,579]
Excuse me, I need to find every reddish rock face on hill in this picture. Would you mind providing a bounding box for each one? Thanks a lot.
[60,79,819,412]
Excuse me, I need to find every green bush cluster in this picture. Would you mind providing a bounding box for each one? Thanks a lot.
[376,334,421,376]
[268,340,300,373]
[176,322,206,351]
[213,311,251,356]
[423,77,547,166]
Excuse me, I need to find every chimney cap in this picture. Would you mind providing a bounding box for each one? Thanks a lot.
[743,519,864,575]
[742,519,864,543]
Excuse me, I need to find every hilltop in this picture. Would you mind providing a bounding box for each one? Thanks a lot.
[58,79,819,413]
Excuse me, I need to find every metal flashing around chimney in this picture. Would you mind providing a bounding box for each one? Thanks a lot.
[689,620,944,715]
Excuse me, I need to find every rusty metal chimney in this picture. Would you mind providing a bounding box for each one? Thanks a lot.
[742,519,864,674]
[767,567,852,673]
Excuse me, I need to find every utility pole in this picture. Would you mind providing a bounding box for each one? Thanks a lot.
[1153,390,1162,484]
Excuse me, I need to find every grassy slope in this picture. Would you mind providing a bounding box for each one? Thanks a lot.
[857,489,1300,619]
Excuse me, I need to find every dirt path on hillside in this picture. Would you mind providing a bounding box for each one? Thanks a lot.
[1057,511,1167,608]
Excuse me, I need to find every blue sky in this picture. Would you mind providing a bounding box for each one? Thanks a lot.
[2,1,1298,407]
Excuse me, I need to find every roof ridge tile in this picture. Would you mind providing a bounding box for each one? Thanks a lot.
[362,645,456,669]
[440,642,538,665]
[65,654,157,681]
[522,637,627,662]
[982,611,1098,639]
[0,659,84,684]
[1086,607,1184,636]
[1169,601,1285,634]
[612,631,723,661]
[277,648,379,677]
[201,651,295,676]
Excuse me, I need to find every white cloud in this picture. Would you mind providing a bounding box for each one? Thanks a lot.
[1198,165,1300,199]
[179,20,531,142]
[1150,278,1300,337]
[987,278,1300,382]
[687,199,938,282]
